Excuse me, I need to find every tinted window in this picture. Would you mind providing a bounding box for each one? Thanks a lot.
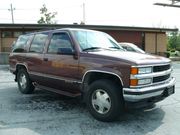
[48,33,73,54]
[29,33,48,53]
[13,35,30,52]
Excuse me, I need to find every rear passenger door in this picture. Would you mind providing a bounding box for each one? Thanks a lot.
[42,32,80,94]
[26,33,49,83]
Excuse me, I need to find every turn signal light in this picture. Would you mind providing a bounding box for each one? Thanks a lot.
[131,67,138,75]
[130,79,138,86]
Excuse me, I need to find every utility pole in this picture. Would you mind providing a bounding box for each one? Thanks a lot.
[8,4,15,24]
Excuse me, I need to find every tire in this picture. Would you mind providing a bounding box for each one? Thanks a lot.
[17,68,35,94]
[86,79,124,122]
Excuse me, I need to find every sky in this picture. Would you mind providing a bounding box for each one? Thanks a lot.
[0,0,180,29]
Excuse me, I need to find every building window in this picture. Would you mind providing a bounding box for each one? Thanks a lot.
[2,31,12,38]
[13,32,23,38]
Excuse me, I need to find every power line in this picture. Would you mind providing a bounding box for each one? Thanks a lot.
[0,3,86,24]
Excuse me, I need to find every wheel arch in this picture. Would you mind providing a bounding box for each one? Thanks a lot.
[14,63,28,81]
[82,70,124,93]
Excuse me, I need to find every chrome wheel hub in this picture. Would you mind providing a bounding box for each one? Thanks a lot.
[19,73,27,89]
[92,89,111,114]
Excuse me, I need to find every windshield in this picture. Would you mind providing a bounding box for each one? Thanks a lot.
[73,30,124,51]
[120,43,145,54]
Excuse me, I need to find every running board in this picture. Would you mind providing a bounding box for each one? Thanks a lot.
[33,82,81,97]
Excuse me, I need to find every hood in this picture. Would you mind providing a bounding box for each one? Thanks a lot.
[88,50,171,65]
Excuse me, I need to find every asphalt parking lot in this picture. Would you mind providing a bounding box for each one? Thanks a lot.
[0,62,180,135]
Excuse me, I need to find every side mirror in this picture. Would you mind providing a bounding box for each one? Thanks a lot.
[57,48,74,55]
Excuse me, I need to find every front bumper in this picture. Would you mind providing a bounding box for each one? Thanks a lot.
[123,77,175,102]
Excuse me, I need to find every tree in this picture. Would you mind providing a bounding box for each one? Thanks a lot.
[168,32,180,50]
[37,4,57,24]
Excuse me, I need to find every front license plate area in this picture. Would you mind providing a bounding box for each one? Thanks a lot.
[163,86,175,97]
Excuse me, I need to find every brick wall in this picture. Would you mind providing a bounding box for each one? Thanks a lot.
[145,32,167,54]
[102,30,143,48]
[2,38,17,52]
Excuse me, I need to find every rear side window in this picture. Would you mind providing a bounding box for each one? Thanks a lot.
[29,33,48,53]
[12,35,30,52]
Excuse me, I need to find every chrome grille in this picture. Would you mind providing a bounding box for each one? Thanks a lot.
[153,74,170,83]
[152,64,171,84]
[130,63,172,88]
[153,64,170,72]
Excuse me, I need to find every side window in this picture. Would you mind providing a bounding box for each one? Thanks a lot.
[13,35,30,52]
[48,33,73,54]
[29,33,48,53]
[126,46,136,52]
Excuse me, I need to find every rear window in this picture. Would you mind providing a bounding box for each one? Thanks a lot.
[12,35,31,52]
[29,33,48,53]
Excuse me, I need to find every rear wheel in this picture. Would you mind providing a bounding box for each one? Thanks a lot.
[17,68,35,94]
[86,79,124,122]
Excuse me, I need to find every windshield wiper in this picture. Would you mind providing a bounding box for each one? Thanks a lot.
[83,47,118,51]
[82,47,103,51]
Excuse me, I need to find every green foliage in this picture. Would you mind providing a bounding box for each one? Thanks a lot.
[176,47,180,51]
[171,48,176,52]
[168,32,180,50]
[37,4,57,24]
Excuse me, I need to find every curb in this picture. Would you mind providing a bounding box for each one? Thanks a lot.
[170,57,180,61]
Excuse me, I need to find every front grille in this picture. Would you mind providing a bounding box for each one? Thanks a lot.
[131,63,172,87]
[153,74,170,83]
[153,64,170,72]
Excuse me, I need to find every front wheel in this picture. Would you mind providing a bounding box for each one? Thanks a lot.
[86,79,124,122]
[17,68,35,94]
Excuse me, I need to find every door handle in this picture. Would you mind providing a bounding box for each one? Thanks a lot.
[43,58,48,61]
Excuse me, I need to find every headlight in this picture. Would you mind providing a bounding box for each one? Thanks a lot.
[131,67,152,74]
[138,67,152,74]
[130,78,152,86]
[138,78,152,85]
[130,66,152,86]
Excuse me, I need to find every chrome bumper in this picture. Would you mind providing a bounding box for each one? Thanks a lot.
[123,77,175,102]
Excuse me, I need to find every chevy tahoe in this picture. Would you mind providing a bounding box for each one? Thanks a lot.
[9,28,175,121]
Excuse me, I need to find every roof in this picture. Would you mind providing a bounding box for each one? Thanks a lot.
[0,23,178,32]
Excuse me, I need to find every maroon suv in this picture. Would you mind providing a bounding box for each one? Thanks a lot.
[9,28,175,121]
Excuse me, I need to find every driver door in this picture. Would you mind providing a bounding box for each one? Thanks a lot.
[41,32,80,95]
